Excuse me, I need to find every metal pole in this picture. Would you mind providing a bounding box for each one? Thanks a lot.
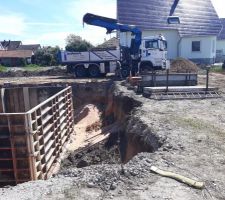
[166,69,169,93]
[206,68,209,93]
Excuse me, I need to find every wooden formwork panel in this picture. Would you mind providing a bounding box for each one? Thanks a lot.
[0,114,30,186]
[0,86,74,186]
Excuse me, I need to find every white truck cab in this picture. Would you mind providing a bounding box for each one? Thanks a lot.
[139,35,170,71]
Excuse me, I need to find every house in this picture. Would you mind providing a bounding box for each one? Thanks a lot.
[117,0,222,64]
[0,50,34,66]
[0,40,22,50]
[0,43,4,50]
[17,44,41,52]
[96,37,119,49]
[216,18,225,62]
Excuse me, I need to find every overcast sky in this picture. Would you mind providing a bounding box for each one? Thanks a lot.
[0,0,224,48]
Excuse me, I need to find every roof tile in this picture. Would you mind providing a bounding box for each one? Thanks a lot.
[0,50,33,58]
[117,0,222,37]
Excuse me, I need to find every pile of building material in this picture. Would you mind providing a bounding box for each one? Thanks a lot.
[170,58,198,73]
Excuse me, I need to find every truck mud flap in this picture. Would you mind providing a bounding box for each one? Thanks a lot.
[105,62,110,73]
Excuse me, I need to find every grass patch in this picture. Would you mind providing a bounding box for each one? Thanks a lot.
[0,65,7,72]
[210,65,225,73]
[23,64,45,71]
[175,117,225,137]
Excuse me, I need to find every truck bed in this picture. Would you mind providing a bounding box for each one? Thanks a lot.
[59,49,120,64]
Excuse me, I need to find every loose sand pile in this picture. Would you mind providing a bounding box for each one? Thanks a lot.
[170,58,198,73]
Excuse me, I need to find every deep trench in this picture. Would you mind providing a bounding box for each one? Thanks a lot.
[0,81,162,187]
[63,80,162,169]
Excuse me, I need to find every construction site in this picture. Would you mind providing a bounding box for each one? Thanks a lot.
[0,62,224,200]
[0,0,225,199]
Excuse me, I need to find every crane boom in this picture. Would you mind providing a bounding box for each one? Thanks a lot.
[83,13,142,56]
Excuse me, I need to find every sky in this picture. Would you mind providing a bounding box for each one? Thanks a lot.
[0,0,224,48]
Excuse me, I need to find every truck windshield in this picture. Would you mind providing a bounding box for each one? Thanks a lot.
[145,40,159,49]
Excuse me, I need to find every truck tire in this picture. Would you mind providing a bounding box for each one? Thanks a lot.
[66,65,73,73]
[140,62,153,73]
[121,67,130,78]
[88,64,100,78]
[75,65,87,77]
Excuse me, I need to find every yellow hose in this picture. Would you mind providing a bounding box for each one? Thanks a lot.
[150,166,205,189]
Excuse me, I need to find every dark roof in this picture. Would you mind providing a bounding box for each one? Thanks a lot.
[0,41,22,50]
[17,44,41,51]
[117,0,222,37]
[218,18,225,40]
[0,50,33,58]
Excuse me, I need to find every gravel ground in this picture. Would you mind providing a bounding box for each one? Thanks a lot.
[0,72,225,200]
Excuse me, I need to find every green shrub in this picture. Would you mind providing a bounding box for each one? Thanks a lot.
[0,65,7,72]
[210,65,224,73]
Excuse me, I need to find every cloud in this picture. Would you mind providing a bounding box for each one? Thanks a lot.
[23,31,71,47]
[0,0,117,48]
[67,0,116,23]
[65,0,116,46]
[211,0,225,18]
[0,14,26,35]
[76,26,116,45]
[26,22,71,27]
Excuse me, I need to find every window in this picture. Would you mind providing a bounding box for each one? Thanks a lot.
[145,40,159,49]
[192,41,200,52]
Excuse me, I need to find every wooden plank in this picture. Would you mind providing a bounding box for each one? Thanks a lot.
[23,87,30,112]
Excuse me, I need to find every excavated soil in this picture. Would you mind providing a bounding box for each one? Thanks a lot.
[170,58,198,73]
[0,73,225,200]
[62,104,120,169]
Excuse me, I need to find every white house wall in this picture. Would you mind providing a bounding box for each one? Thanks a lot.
[216,40,225,62]
[179,36,216,64]
[119,30,180,59]
[217,40,225,53]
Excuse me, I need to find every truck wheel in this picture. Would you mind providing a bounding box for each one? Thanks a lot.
[121,67,130,78]
[66,65,73,73]
[140,63,153,73]
[75,65,87,77]
[88,65,100,78]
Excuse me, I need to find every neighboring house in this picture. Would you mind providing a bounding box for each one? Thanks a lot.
[0,50,34,66]
[0,40,22,50]
[216,18,225,62]
[17,44,41,52]
[96,37,119,49]
[117,0,222,64]
[0,43,4,50]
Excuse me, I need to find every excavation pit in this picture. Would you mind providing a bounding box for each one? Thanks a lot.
[61,81,161,170]
[0,80,161,188]
[0,86,74,187]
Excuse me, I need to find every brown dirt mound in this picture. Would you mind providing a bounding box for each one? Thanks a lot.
[170,58,198,73]
[86,121,102,132]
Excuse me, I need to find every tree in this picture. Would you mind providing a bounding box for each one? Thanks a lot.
[65,34,93,52]
[33,46,60,66]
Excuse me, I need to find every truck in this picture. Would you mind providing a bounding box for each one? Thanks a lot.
[58,13,170,78]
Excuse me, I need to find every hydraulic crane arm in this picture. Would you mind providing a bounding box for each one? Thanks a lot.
[83,13,142,56]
